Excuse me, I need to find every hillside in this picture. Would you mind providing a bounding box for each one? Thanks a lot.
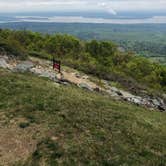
[0,29,165,95]
[0,68,166,165]
[0,28,166,165]
[0,23,166,64]
[0,55,165,111]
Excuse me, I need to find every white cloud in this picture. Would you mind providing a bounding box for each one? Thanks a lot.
[0,0,166,13]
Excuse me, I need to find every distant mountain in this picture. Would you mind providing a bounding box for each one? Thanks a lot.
[1,11,166,24]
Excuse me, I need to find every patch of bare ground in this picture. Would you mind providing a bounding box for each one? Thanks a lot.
[0,116,45,166]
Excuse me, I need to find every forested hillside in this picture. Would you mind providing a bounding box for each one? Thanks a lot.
[0,29,165,94]
[0,22,166,64]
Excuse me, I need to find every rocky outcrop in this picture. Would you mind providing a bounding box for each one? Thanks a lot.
[0,55,165,112]
[105,83,166,111]
[14,61,34,72]
[0,57,9,69]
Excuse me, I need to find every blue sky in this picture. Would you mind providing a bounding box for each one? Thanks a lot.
[0,0,166,14]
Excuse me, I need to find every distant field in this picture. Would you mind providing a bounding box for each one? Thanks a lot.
[0,68,166,165]
[0,22,166,64]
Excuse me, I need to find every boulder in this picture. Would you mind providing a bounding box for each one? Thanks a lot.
[14,61,34,72]
[78,83,93,91]
[130,97,143,105]
[30,67,60,83]
[106,89,119,97]
[158,105,166,112]
[151,99,160,107]
[60,81,70,86]
[109,87,123,96]
[0,58,9,69]
[120,90,135,98]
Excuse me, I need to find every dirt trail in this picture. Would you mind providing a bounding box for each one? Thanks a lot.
[62,71,98,89]
[29,56,99,89]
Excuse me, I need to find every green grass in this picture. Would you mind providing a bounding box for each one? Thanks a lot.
[0,68,166,166]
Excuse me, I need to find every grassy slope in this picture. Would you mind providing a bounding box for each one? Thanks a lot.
[0,68,166,166]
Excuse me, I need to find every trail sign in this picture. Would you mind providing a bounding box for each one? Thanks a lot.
[53,59,61,73]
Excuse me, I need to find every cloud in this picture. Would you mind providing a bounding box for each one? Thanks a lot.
[98,2,117,15]
[0,0,166,13]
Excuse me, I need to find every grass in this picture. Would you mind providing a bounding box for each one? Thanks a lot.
[0,68,166,166]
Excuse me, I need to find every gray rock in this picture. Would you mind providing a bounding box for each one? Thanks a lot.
[151,99,160,106]
[106,89,119,97]
[14,61,34,72]
[0,58,9,69]
[110,87,119,92]
[120,90,135,98]
[131,97,143,105]
[40,71,55,79]
[30,67,59,81]
[60,81,70,86]
[78,83,93,91]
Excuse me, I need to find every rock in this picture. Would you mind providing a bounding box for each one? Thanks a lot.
[120,90,135,98]
[151,99,160,107]
[60,82,70,86]
[158,105,166,112]
[14,61,34,72]
[78,83,93,91]
[103,81,111,89]
[0,57,9,69]
[130,97,143,105]
[40,71,55,79]
[107,90,119,97]
[110,87,122,95]
[60,78,72,85]
[30,67,59,81]
[75,73,81,78]
[30,67,44,75]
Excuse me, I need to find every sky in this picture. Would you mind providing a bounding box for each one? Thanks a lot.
[0,0,166,14]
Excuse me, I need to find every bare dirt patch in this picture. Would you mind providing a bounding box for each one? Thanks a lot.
[0,116,44,165]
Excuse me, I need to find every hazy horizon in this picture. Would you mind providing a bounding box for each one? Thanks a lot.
[0,0,166,24]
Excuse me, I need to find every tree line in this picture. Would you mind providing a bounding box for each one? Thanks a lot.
[0,29,165,92]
